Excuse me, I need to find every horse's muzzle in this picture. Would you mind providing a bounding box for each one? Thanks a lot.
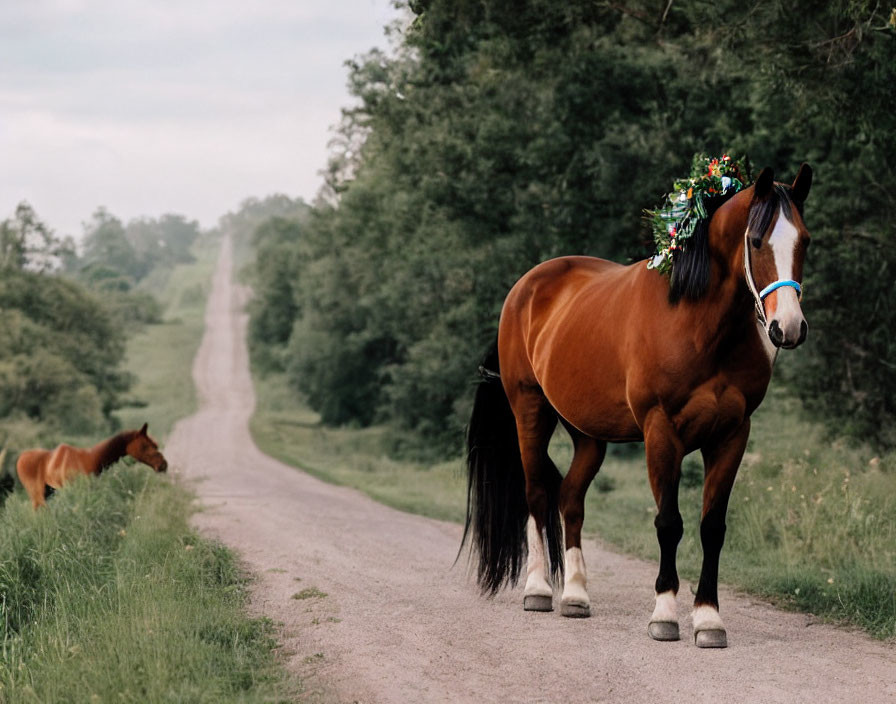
[157,460,169,473]
[768,319,808,349]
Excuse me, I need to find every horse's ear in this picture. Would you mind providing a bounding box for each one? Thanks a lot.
[754,167,775,200]
[791,163,812,204]
[139,423,148,436]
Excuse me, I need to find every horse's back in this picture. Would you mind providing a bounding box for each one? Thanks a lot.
[501,255,648,362]
[506,255,624,300]
[499,256,652,439]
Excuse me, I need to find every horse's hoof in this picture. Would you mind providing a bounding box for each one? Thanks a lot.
[560,601,591,618]
[694,629,728,648]
[523,594,553,612]
[648,621,680,641]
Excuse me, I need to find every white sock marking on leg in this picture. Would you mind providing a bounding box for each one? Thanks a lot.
[524,516,552,597]
[651,590,677,623]
[561,547,589,606]
[692,604,725,632]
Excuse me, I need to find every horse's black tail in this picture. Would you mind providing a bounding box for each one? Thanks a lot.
[459,343,563,595]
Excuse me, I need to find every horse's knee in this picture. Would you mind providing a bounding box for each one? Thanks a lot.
[558,489,584,531]
[560,501,583,530]
[655,510,683,546]
[654,510,682,594]
[699,507,727,553]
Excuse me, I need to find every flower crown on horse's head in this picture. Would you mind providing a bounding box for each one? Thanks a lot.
[647,153,750,275]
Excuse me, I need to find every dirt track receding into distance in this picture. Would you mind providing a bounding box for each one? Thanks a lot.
[166,238,896,704]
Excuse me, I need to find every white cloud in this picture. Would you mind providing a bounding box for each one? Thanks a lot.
[0,0,399,237]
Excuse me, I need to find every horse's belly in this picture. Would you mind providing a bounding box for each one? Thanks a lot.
[572,408,644,443]
[542,375,643,442]
[533,330,642,441]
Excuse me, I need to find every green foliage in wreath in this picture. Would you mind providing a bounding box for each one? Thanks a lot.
[647,153,750,275]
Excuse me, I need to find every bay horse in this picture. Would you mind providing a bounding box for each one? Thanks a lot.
[16,423,168,509]
[462,164,812,648]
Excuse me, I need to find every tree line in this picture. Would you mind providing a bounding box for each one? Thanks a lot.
[241,0,894,452]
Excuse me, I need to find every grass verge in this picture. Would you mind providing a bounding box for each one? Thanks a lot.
[250,373,465,523]
[251,371,896,640]
[0,467,286,703]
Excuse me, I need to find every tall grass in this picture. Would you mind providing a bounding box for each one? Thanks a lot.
[0,466,287,702]
[251,372,896,640]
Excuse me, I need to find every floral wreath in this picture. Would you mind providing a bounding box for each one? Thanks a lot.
[647,153,749,275]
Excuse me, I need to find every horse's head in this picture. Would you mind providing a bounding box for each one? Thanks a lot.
[743,164,813,349]
[126,423,168,472]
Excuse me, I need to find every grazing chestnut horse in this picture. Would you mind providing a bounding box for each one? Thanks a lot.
[462,165,812,648]
[17,423,168,509]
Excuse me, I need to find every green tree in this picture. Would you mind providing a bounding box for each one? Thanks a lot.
[247,0,896,450]
[0,202,69,272]
[125,214,201,272]
[0,269,131,440]
[247,217,304,371]
[79,208,144,284]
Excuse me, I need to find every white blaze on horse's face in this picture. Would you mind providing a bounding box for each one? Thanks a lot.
[763,208,807,348]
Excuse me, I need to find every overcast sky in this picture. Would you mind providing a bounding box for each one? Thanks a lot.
[0,0,398,238]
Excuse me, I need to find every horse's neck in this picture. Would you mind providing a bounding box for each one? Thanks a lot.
[91,432,133,472]
[696,216,759,346]
[709,204,755,310]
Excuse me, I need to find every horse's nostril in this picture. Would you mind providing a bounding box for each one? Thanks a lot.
[159,461,168,473]
[768,320,784,347]
[798,320,808,345]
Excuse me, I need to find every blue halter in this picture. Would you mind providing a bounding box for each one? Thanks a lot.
[758,279,802,301]
[743,231,803,326]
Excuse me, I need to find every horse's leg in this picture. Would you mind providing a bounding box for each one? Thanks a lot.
[557,431,606,617]
[510,389,562,612]
[17,458,46,509]
[28,484,46,509]
[644,414,685,641]
[692,419,750,648]
[523,514,553,611]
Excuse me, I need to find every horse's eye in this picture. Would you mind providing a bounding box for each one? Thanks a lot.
[751,237,762,249]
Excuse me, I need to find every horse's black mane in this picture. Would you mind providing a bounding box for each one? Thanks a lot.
[668,184,794,304]
[95,430,137,472]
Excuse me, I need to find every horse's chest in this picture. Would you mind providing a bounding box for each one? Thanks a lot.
[672,383,749,450]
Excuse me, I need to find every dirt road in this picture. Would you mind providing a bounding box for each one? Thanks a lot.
[167,239,895,703]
